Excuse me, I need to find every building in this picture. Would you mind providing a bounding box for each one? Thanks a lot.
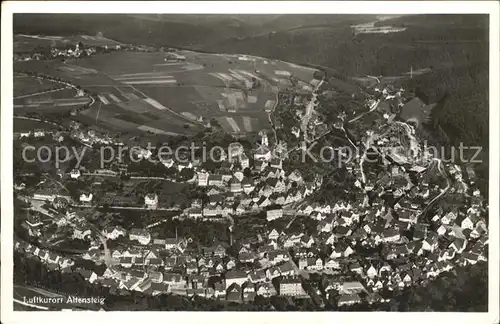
[225,270,248,288]
[103,226,126,240]
[240,153,250,169]
[267,208,283,221]
[79,193,93,203]
[70,169,81,179]
[129,228,151,245]
[279,277,306,296]
[254,146,272,161]
[208,175,224,187]
[197,171,209,186]
[144,193,158,209]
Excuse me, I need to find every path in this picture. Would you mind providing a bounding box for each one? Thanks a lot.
[14,86,70,100]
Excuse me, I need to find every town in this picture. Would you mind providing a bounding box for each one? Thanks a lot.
[13,73,488,310]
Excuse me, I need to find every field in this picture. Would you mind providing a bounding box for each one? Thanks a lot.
[14,118,60,132]
[14,43,321,137]
[73,50,320,135]
[14,74,64,97]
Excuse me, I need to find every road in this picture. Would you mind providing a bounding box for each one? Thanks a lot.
[301,78,325,142]
[347,99,380,124]
[14,86,71,100]
[420,158,451,218]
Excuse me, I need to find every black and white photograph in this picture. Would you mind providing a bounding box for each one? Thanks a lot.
[1,1,499,322]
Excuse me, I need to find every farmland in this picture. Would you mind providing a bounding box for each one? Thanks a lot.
[73,50,321,135]
[14,40,322,137]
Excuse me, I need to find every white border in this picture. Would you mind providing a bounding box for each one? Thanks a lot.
[1,1,499,324]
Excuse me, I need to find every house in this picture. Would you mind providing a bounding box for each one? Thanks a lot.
[324,258,340,270]
[339,281,366,295]
[79,193,93,203]
[225,270,248,288]
[226,259,236,270]
[165,238,185,251]
[129,228,151,245]
[103,226,126,240]
[248,270,267,283]
[213,281,226,298]
[256,282,277,297]
[266,208,283,221]
[226,284,243,303]
[72,227,91,240]
[202,244,227,258]
[188,208,203,219]
[268,228,280,241]
[461,215,477,230]
[144,193,158,209]
[208,174,224,187]
[441,211,457,225]
[278,262,296,276]
[268,250,289,265]
[382,228,400,243]
[307,258,324,271]
[240,153,250,169]
[254,145,272,161]
[450,238,467,254]
[279,277,306,296]
[366,265,378,279]
[349,263,363,275]
[229,177,243,193]
[422,233,439,252]
[70,169,81,179]
[197,171,209,186]
[78,269,98,284]
[239,252,256,263]
[135,278,152,293]
[163,273,187,289]
[47,252,60,264]
[120,257,133,268]
[148,271,164,283]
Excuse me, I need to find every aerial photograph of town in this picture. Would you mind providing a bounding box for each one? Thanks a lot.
[6,8,496,314]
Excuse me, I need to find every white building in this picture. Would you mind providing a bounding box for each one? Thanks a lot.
[70,169,81,179]
[129,228,151,245]
[267,208,283,221]
[198,171,209,187]
[145,193,158,209]
[79,193,93,203]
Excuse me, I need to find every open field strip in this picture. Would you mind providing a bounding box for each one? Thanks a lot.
[153,62,184,66]
[210,72,233,82]
[181,112,197,120]
[123,93,139,101]
[121,79,177,85]
[235,69,263,81]
[217,100,226,111]
[97,94,110,105]
[114,75,175,81]
[242,116,253,132]
[116,72,170,77]
[228,69,250,83]
[107,93,122,104]
[143,97,168,110]
[225,117,241,133]
[137,125,182,136]
[247,95,258,103]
